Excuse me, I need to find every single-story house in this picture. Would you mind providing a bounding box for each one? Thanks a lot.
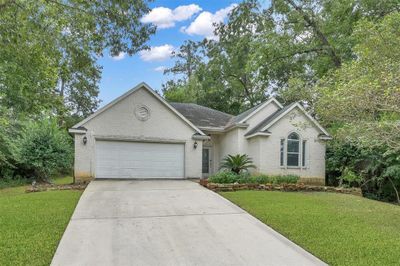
[69,82,331,185]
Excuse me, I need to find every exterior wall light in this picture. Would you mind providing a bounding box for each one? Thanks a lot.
[193,141,198,149]
[83,136,87,145]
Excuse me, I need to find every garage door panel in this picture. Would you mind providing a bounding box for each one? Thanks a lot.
[95,141,184,179]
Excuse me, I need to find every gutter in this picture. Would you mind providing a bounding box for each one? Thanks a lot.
[198,123,249,134]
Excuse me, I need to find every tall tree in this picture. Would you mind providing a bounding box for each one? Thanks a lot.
[164,40,204,80]
[0,0,155,118]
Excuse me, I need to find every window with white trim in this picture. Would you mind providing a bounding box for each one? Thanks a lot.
[287,132,300,167]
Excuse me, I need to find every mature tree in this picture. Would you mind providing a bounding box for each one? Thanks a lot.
[316,12,400,146]
[0,0,155,118]
[162,40,205,103]
[163,1,273,114]
[164,40,204,80]
[263,0,400,105]
[315,13,400,202]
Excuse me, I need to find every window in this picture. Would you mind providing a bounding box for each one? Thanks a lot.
[302,140,306,167]
[287,132,300,167]
[280,139,285,166]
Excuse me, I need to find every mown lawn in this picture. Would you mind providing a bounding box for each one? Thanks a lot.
[0,177,82,266]
[221,191,400,266]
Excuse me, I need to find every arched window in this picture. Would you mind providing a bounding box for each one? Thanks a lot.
[287,132,300,166]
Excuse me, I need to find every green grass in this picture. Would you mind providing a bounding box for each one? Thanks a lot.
[51,175,74,185]
[221,191,400,266]
[0,177,82,266]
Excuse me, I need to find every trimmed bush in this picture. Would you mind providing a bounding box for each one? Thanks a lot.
[208,172,299,185]
[208,171,242,184]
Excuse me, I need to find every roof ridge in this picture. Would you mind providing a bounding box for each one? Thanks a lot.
[169,102,234,117]
[244,102,296,137]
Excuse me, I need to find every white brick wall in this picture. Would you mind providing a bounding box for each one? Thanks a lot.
[73,87,202,181]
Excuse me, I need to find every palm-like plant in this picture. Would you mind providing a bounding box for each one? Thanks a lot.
[220,154,256,174]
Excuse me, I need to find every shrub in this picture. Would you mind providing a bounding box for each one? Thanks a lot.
[271,175,300,184]
[16,119,73,181]
[220,154,255,174]
[208,172,299,185]
[245,174,271,184]
[0,176,30,189]
[208,171,241,184]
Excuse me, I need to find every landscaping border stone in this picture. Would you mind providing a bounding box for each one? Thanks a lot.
[201,180,362,196]
[25,182,88,193]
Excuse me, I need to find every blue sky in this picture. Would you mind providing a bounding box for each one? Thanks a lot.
[97,0,244,106]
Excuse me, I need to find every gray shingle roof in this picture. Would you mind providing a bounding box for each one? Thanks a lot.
[228,103,264,125]
[170,102,233,128]
[244,102,297,136]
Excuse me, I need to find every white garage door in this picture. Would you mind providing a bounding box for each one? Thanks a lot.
[95,141,185,179]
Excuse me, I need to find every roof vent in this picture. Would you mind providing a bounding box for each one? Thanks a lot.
[135,105,151,121]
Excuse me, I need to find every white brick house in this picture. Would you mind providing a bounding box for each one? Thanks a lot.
[69,82,331,184]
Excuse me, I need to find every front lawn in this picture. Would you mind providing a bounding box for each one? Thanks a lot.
[221,191,400,266]
[0,177,82,265]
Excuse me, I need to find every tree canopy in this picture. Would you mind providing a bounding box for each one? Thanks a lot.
[0,0,155,118]
[162,0,400,202]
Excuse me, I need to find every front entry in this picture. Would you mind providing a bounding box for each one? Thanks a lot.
[202,147,212,178]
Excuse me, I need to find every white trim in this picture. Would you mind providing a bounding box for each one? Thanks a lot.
[70,82,205,136]
[238,97,284,123]
[192,134,211,140]
[199,123,249,133]
[260,102,330,137]
[245,132,272,139]
[68,128,86,134]
[318,135,333,140]
[198,126,225,132]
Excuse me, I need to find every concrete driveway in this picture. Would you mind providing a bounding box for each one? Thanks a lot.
[52,180,326,266]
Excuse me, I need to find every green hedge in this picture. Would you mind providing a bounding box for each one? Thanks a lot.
[208,171,299,184]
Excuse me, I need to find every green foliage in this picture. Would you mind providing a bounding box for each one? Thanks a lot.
[16,119,73,181]
[316,12,400,147]
[0,177,30,189]
[1,0,155,182]
[208,172,299,185]
[316,13,400,202]
[0,0,154,118]
[340,168,362,186]
[208,171,246,184]
[162,0,399,114]
[220,154,256,174]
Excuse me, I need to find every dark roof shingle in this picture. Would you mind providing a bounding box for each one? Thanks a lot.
[170,102,233,128]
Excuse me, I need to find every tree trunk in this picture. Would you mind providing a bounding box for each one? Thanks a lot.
[388,177,400,204]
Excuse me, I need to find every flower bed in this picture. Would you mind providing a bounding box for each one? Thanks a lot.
[202,181,362,196]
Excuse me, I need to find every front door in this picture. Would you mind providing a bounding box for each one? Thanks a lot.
[202,148,211,177]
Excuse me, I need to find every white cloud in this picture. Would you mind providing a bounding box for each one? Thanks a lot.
[111,52,126,61]
[154,66,166,72]
[139,45,174,62]
[181,4,237,39]
[141,4,202,29]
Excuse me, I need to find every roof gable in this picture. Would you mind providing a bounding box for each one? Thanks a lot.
[70,82,205,135]
[233,97,283,124]
[245,102,330,138]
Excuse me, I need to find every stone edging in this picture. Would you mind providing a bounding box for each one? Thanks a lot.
[25,183,88,193]
[200,180,362,196]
